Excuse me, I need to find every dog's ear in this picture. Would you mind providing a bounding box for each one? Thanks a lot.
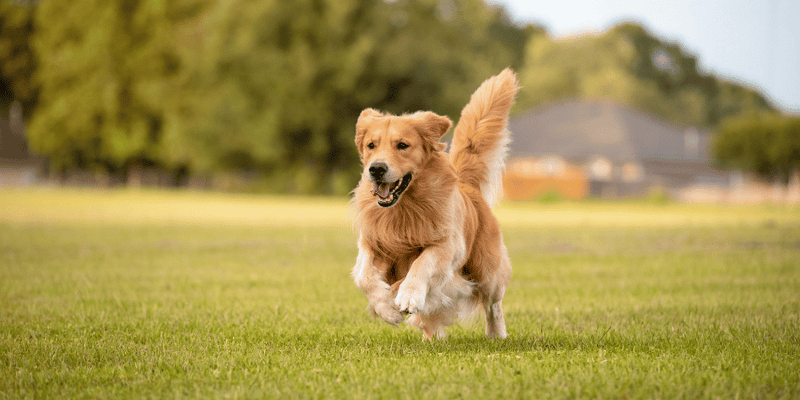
[414,111,452,152]
[355,108,383,152]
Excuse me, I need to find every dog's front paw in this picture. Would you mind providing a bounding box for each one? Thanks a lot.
[395,280,427,314]
[370,301,403,325]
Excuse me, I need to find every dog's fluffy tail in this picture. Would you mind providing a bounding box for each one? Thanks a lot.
[449,68,519,208]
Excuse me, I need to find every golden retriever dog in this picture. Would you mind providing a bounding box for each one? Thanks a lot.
[351,69,518,339]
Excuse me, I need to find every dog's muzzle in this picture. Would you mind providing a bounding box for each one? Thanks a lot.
[368,164,412,208]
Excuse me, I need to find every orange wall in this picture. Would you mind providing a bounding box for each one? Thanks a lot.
[503,170,588,201]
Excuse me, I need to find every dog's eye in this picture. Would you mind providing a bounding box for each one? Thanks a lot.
[397,142,409,150]
[367,142,375,150]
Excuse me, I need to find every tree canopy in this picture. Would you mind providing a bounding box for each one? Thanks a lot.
[0,0,37,117]
[26,0,181,174]
[713,113,800,183]
[0,0,783,193]
[516,23,774,129]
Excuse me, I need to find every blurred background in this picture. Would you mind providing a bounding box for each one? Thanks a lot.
[0,0,798,202]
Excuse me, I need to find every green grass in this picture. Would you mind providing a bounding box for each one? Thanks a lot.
[1,188,799,399]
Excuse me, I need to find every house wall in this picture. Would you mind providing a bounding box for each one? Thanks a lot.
[588,180,650,198]
[503,168,588,201]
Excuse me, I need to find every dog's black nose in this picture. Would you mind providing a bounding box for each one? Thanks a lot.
[369,162,388,180]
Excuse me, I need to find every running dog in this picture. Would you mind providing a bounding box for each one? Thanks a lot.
[351,69,518,339]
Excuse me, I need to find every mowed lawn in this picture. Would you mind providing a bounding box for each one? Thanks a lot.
[1,189,799,399]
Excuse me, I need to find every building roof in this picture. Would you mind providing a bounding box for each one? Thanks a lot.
[508,100,712,164]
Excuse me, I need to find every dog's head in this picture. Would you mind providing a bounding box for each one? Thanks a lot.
[355,108,452,207]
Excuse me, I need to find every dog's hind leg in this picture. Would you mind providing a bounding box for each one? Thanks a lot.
[484,298,507,339]
[480,243,511,339]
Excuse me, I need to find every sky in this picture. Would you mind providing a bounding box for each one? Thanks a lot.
[489,0,800,113]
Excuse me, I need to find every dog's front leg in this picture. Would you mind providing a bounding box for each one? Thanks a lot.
[352,237,403,325]
[395,244,453,315]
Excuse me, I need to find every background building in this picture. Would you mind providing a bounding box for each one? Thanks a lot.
[503,100,796,203]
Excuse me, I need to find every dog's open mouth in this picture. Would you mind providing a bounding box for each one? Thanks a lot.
[370,173,412,207]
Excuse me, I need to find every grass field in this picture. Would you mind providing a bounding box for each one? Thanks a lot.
[1,188,799,399]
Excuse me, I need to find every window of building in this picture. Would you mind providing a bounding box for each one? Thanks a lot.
[536,156,566,176]
[621,163,643,182]
[588,157,612,181]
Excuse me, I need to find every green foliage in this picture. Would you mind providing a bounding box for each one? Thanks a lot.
[11,2,782,192]
[2,189,800,398]
[25,0,527,191]
[516,23,774,129]
[646,186,671,204]
[536,189,563,203]
[713,112,800,182]
[0,0,38,116]
[27,0,182,173]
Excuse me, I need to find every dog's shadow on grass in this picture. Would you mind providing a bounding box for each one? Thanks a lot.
[420,334,595,354]
[306,318,658,356]
[380,325,652,355]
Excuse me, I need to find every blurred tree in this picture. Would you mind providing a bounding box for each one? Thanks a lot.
[169,0,528,193]
[516,23,774,129]
[28,0,184,178]
[26,0,533,193]
[713,113,800,183]
[174,0,371,192]
[0,0,38,117]
[486,6,544,71]
[27,0,777,194]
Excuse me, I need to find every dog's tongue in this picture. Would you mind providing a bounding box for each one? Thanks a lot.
[372,182,392,198]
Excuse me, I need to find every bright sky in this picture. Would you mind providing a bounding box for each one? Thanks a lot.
[489,0,800,113]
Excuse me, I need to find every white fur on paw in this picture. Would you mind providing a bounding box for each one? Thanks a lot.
[487,330,507,339]
[373,302,403,325]
[395,281,427,314]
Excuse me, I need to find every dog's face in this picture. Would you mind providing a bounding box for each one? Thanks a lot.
[355,109,451,207]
